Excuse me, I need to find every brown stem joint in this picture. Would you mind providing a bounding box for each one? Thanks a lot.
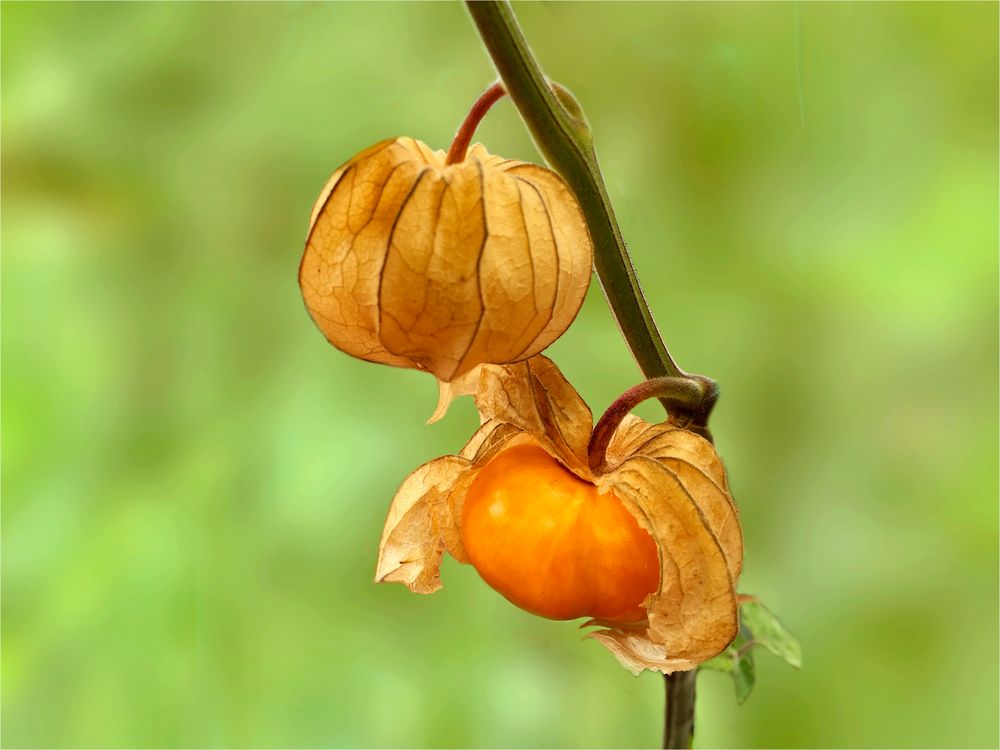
[589,374,719,473]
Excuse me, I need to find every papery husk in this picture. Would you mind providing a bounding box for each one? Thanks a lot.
[591,415,741,674]
[376,355,742,674]
[299,137,593,383]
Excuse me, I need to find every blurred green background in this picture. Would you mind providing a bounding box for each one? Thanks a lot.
[3,2,997,748]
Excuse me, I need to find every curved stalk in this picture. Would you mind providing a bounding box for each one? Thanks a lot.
[446,81,507,165]
[463,3,711,747]
[589,375,719,474]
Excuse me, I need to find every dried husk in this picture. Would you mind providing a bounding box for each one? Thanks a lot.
[376,355,743,674]
[299,137,593,383]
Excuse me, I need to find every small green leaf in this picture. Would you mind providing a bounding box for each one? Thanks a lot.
[699,598,801,705]
[700,627,756,704]
[699,651,732,674]
[732,644,756,704]
[738,599,802,669]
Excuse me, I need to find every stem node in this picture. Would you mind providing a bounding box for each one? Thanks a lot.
[588,375,718,474]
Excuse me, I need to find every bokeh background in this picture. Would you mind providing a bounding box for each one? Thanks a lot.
[3,2,997,748]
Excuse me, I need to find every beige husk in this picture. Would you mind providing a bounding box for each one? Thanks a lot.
[299,138,594,383]
[375,355,742,675]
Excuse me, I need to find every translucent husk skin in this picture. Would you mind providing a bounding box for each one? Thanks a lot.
[299,138,593,383]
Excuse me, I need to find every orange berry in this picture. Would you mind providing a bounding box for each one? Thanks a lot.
[461,444,659,623]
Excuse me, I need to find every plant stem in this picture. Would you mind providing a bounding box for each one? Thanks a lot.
[589,375,719,474]
[663,670,697,749]
[465,0,686,386]
[464,2,706,747]
[446,81,507,165]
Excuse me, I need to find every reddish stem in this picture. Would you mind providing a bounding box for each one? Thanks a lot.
[588,375,719,474]
[445,81,507,165]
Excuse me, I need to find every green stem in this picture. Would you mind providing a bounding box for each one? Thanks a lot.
[463,3,708,747]
[663,670,697,749]
[465,0,684,385]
